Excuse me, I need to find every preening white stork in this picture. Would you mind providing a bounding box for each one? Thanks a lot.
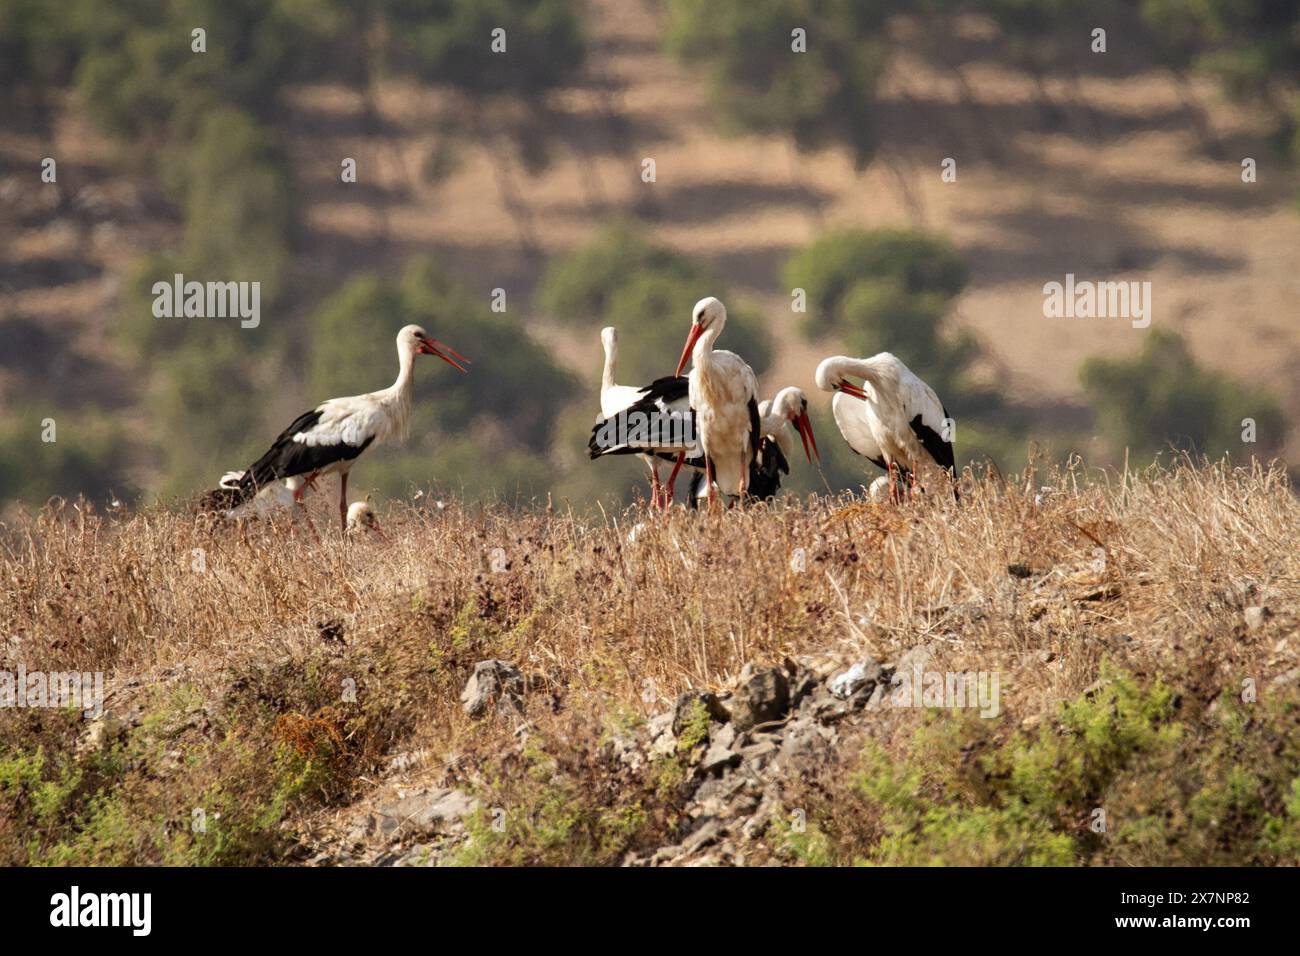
[203,324,469,529]
[675,297,760,507]
[814,353,957,501]
[690,386,820,504]
[591,326,700,507]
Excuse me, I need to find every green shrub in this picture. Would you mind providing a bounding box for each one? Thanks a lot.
[1079,328,1286,461]
[790,668,1300,866]
[0,407,136,506]
[782,228,968,340]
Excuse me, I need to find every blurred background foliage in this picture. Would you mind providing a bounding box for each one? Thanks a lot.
[539,221,773,385]
[1081,329,1286,463]
[665,0,894,168]
[0,0,1294,512]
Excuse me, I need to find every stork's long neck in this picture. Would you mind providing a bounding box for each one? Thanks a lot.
[847,359,889,404]
[692,324,723,379]
[601,337,617,393]
[384,343,416,443]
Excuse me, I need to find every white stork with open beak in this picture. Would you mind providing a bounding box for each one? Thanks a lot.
[202,324,469,529]
[590,326,699,507]
[815,353,956,502]
[675,297,760,508]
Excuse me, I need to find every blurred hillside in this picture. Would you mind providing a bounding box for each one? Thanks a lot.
[1,0,1297,511]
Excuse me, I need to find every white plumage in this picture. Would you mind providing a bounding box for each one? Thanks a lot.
[594,326,700,507]
[815,353,957,501]
[675,297,760,504]
[204,324,469,529]
[689,385,820,504]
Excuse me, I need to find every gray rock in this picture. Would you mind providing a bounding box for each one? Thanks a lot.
[76,714,128,755]
[682,817,724,855]
[778,715,838,770]
[373,787,480,838]
[895,645,932,677]
[730,666,790,732]
[738,738,779,772]
[829,660,882,700]
[699,722,740,774]
[672,690,730,737]
[461,660,525,718]
[645,711,673,739]
[788,669,819,708]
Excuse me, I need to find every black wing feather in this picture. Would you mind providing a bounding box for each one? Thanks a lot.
[203,407,372,510]
[589,376,694,459]
[908,409,958,500]
[746,436,790,501]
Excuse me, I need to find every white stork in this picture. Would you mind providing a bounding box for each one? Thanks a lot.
[591,326,699,507]
[814,353,956,501]
[674,297,760,507]
[688,385,820,504]
[203,324,469,529]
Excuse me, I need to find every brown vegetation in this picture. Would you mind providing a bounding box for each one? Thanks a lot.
[1,460,1296,864]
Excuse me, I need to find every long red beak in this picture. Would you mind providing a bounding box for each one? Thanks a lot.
[839,380,868,400]
[420,337,471,373]
[675,323,705,377]
[795,409,819,463]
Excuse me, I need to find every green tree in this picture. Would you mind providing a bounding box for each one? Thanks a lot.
[383,0,585,96]
[1080,329,1286,462]
[71,0,351,142]
[782,229,980,402]
[1137,0,1300,159]
[665,0,893,168]
[783,229,968,337]
[540,222,772,386]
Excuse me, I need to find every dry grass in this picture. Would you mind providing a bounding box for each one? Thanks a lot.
[1,459,1297,864]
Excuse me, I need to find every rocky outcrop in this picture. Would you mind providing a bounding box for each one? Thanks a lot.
[306,651,924,867]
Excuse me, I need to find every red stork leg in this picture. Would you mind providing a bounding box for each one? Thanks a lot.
[663,452,686,509]
[339,472,349,531]
[705,456,718,511]
[291,470,322,543]
[293,471,321,502]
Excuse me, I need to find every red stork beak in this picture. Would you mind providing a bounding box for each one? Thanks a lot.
[795,409,820,463]
[675,322,705,377]
[839,380,869,401]
[419,337,471,373]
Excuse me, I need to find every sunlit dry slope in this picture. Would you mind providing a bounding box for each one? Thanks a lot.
[1,463,1297,864]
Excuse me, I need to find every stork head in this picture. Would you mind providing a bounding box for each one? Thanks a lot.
[772,386,819,463]
[676,296,727,376]
[400,324,471,373]
[814,356,868,400]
